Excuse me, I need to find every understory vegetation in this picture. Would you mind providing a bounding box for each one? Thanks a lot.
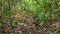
[0,0,60,34]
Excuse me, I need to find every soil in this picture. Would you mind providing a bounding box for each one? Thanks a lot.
[0,14,60,34]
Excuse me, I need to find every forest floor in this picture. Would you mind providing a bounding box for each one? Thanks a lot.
[0,14,60,34]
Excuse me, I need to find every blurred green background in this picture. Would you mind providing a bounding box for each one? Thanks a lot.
[0,0,60,26]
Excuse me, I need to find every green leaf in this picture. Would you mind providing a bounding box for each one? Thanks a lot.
[11,21,18,27]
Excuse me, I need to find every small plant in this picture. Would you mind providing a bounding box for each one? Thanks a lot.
[54,30,60,34]
[11,21,18,27]
[0,20,4,27]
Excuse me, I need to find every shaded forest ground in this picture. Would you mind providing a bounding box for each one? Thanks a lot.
[0,13,60,34]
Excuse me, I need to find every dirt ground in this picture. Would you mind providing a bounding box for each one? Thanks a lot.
[0,14,60,34]
[0,21,60,34]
